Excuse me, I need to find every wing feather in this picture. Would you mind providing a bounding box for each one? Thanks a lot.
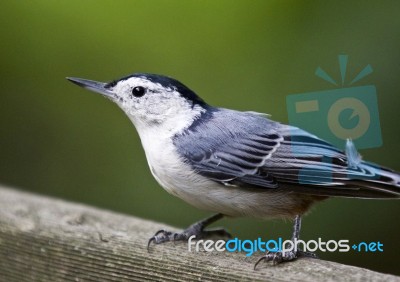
[173,108,400,198]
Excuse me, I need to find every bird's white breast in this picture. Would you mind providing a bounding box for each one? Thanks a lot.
[135,126,302,219]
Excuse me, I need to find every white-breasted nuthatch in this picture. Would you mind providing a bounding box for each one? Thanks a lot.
[67,73,400,266]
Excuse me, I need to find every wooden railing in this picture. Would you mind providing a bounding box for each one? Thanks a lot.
[0,186,398,281]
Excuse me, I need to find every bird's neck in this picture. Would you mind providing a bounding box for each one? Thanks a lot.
[134,103,208,143]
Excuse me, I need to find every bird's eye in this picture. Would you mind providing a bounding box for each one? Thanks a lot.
[132,86,146,97]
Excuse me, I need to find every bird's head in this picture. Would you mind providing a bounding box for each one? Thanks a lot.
[67,73,208,136]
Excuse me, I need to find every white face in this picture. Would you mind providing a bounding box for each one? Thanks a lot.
[106,76,206,135]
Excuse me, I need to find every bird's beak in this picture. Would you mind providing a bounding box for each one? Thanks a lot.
[66,77,114,98]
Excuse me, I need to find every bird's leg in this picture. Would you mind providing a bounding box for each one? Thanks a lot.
[254,215,318,269]
[147,213,231,250]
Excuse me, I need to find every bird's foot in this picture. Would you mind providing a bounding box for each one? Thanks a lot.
[254,249,318,269]
[147,214,231,250]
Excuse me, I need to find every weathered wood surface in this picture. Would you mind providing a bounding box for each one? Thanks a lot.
[0,186,398,282]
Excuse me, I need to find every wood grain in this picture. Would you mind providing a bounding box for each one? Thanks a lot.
[0,186,398,282]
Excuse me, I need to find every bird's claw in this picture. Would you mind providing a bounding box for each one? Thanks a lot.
[254,249,317,270]
[254,251,283,269]
[147,214,230,251]
[147,227,231,250]
[147,229,175,250]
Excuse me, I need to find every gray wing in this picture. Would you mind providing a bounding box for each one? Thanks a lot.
[183,127,282,188]
[173,108,335,189]
[173,108,400,198]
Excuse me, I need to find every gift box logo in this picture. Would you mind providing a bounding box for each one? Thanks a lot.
[286,55,382,150]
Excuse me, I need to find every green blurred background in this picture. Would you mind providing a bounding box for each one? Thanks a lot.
[1,0,399,276]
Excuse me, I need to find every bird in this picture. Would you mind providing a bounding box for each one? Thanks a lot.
[67,73,400,267]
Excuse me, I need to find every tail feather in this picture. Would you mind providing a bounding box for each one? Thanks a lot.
[345,139,400,196]
[269,137,400,199]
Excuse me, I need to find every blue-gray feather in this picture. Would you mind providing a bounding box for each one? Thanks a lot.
[173,107,400,198]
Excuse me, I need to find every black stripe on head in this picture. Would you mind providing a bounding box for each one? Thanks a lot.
[105,73,207,107]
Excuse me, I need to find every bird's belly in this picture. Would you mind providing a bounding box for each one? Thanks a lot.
[142,137,316,219]
[149,161,314,219]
